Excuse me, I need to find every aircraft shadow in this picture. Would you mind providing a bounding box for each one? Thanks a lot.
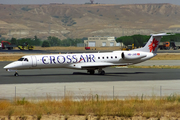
[72,72,154,76]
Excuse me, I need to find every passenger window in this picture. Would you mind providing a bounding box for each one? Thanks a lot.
[102,57,104,59]
[115,56,117,58]
[107,57,109,59]
[98,57,100,59]
[111,56,113,59]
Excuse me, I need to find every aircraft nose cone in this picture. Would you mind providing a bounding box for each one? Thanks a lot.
[3,65,8,69]
[4,63,13,69]
[3,61,22,69]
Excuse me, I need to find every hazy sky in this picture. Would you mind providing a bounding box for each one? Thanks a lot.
[0,0,180,5]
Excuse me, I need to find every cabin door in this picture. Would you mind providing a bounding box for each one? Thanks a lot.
[31,56,37,67]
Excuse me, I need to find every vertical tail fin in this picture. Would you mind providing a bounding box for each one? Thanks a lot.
[133,33,169,53]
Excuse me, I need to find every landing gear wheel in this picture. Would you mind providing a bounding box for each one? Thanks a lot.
[100,70,105,75]
[98,68,105,75]
[89,70,95,75]
[14,72,19,76]
[88,70,95,75]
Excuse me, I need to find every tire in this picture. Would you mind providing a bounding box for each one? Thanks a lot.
[100,70,105,75]
[90,70,95,75]
[14,73,19,76]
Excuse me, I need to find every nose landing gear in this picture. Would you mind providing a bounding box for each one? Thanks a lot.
[14,71,19,76]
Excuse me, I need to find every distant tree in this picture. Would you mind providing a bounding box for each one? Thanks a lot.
[116,36,134,46]
[17,38,32,46]
[42,40,50,47]
[122,36,134,46]
[161,33,180,42]
[116,35,150,47]
[47,36,60,46]
[32,35,42,46]
[132,35,144,47]
[116,37,123,43]
[11,38,17,45]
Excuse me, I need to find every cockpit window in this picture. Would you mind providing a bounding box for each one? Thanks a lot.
[24,58,28,62]
[18,58,24,61]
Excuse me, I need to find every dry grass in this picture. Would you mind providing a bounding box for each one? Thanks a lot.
[0,55,24,61]
[152,53,180,60]
[0,95,180,118]
[128,65,180,69]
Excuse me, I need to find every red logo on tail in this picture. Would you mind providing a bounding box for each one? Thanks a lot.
[148,38,159,52]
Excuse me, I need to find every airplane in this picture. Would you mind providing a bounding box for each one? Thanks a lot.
[4,33,169,76]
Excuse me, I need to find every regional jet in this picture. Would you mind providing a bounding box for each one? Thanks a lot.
[4,33,168,76]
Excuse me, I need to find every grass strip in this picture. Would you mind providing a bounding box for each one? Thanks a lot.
[128,65,180,69]
[151,53,180,60]
[0,55,24,61]
[0,95,180,118]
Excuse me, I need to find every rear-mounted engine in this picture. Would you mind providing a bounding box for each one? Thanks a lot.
[121,52,146,60]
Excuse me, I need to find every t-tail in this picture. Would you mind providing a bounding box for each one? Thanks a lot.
[133,33,169,54]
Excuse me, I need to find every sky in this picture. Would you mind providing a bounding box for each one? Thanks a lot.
[0,0,180,5]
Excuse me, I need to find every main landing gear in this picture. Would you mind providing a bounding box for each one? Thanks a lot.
[98,68,105,75]
[88,70,95,75]
[87,69,105,75]
[90,70,95,75]
[14,71,19,76]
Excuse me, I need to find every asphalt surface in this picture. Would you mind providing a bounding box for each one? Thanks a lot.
[136,60,180,66]
[1,61,180,84]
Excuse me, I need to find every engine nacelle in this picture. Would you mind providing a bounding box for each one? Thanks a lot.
[121,52,146,60]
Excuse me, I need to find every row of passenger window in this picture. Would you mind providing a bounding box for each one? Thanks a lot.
[18,56,118,62]
[98,56,117,59]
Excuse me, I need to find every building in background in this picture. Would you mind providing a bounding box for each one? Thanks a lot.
[84,36,123,47]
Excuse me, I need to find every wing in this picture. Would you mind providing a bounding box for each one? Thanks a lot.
[80,62,129,70]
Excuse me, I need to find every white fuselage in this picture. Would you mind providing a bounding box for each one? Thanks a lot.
[4,51,155,71]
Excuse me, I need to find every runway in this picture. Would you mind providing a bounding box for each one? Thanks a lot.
[1,61,180,100]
